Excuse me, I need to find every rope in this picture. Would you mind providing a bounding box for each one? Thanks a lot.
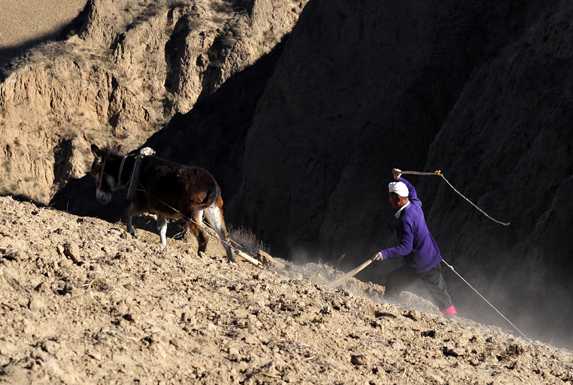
[401,170,510,226]
[97,155,108,191]
[441,259,531,342]
[116,156,129,188]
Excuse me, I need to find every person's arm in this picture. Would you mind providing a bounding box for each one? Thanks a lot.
[392,168,420,203]
[397,177,419,203]
[398,178,422,206]
[372,169,417,261]
[376,220,414,260]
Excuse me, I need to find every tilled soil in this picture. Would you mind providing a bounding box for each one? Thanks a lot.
[0,195,571,384]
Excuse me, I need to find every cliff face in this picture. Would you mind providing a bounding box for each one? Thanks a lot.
[2,0,573,347]
[231,0,521,256]
[0,0,306,205]
[226,0,573,346]
[419,1,573,344]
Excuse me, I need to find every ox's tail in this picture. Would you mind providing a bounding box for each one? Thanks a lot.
[191,183,220,216]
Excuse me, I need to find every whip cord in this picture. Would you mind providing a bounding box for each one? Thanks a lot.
[441,259,531,341]
[402,170,510,226]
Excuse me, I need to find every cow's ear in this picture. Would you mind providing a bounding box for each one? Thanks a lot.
[91,144,102,159]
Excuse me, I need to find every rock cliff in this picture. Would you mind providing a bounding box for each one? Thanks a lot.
[0,0,306,204]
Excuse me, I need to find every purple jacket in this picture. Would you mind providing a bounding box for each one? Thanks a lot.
[381,177,442,273]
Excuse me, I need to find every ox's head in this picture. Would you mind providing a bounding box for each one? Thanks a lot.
[90,144,122,204]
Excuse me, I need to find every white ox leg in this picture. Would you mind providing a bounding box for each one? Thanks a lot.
[126,215,135,236]
[196,210,204,228]
[157,215,168,246]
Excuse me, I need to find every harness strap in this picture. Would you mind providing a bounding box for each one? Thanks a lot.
[127,155,144,201]
[98,148,155,199]
[117,156,128,188]
[126,147,156,200]
[97,155,108,190]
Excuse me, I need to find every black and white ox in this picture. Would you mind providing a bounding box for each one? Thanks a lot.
[90,144,234,262]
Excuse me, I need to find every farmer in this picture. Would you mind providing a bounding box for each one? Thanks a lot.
[373,168,457,320]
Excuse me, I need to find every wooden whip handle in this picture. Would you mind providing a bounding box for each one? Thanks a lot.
[329,257,376,288]
[401,170,442,176]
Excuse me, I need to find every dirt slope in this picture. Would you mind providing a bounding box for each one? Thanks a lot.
[0,196,571,384]
[0,0,86,48]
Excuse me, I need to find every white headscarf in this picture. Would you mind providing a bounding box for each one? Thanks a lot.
[388,181,409,197]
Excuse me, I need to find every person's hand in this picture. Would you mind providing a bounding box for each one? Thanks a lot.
[392,168,402,180]
[372,252,384,261]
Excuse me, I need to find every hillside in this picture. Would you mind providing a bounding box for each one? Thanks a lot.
[1,195,572,384]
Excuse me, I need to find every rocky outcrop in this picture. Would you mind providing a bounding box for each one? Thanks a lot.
[230,0,515,257]
[0,0,307,204]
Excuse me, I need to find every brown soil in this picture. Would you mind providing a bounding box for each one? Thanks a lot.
[0,195,571,384]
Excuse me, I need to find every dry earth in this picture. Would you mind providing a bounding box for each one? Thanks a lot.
[0,195,572,384]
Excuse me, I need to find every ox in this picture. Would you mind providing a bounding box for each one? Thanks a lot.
[90,144,234,262]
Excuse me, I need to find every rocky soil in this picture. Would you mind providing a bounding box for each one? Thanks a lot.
[1,196,572,384]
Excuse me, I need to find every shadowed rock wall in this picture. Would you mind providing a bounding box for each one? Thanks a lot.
[419,2,573,344]
[227,0,573,346]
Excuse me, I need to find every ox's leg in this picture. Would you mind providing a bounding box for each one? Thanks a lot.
[124,203,145,238]
[157,215,168,246]
[204,205,234,262]
[188,210,210,254]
